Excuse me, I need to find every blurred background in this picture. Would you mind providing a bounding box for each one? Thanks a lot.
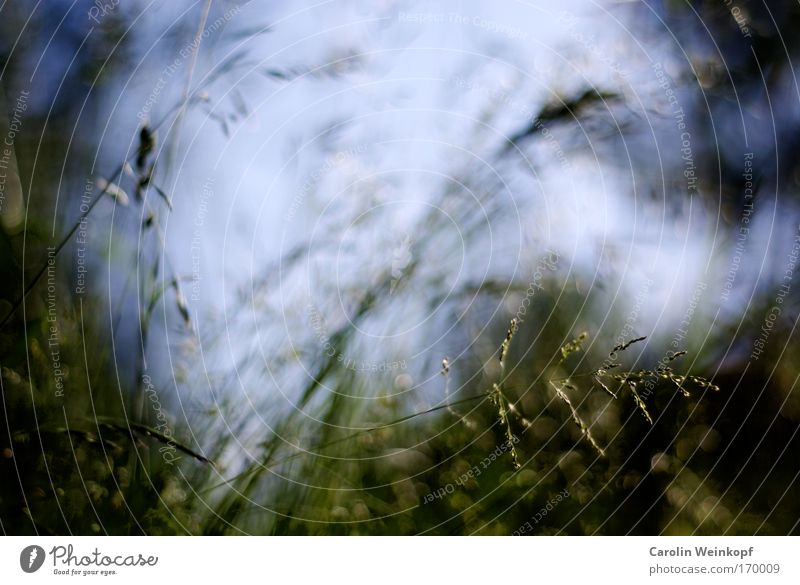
[1,0,798,535]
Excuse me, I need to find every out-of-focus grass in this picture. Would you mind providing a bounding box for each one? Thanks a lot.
[3,0,800,537]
